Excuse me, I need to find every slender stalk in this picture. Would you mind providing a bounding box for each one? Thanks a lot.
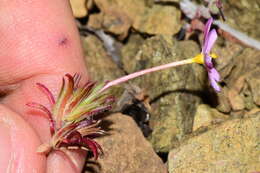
[101,58,194,92]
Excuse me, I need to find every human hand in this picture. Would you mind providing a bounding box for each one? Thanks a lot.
[0,0,88,172]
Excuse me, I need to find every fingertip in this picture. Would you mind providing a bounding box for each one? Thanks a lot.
[0,104,46,172]
[0,120,11,172]
[47,150,86,173]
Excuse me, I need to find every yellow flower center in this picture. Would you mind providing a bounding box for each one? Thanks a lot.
[192,53,218,64]
[192,54,204,64]
[210,53,218,59]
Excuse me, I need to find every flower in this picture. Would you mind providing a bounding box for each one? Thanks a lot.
[26,74,115,162]
[193,18,221,92]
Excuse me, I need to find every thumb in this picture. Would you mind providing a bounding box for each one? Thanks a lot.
[0,104,45,172]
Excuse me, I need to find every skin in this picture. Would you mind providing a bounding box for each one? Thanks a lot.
[0,0,88,172]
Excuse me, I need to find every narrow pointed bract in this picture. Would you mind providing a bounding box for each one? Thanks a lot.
[27,73,114,161]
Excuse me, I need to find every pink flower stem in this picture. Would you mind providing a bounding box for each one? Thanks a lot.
[101,58,194,92]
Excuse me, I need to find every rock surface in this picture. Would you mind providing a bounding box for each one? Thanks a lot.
[224,0,260,40]
[168,113,260,173]
[85,113,167,173]
[155,0,179,2]
[91,0,181,36]
[133,4,181,35]
[82,35,124,81]
[213,41,260,115]
[70,0,89,18]
[82,35,125,97]
[121,35,206,152]
[75,1,260,172]
[193,104,229,131]
[88,8,132,40]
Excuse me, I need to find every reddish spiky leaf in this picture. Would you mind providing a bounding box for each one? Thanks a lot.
[82,138,99,160]
[36,83,55,105]
[54,74,74,128]
[65,81,96,114]
[26,102,55,135]
[27,73,114,164]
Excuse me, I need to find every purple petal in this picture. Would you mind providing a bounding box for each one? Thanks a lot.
[210,68,220,82]
[203,18,213,45]
[205,56,213,69]
[209,76,221,92]
[203,29,218,54]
